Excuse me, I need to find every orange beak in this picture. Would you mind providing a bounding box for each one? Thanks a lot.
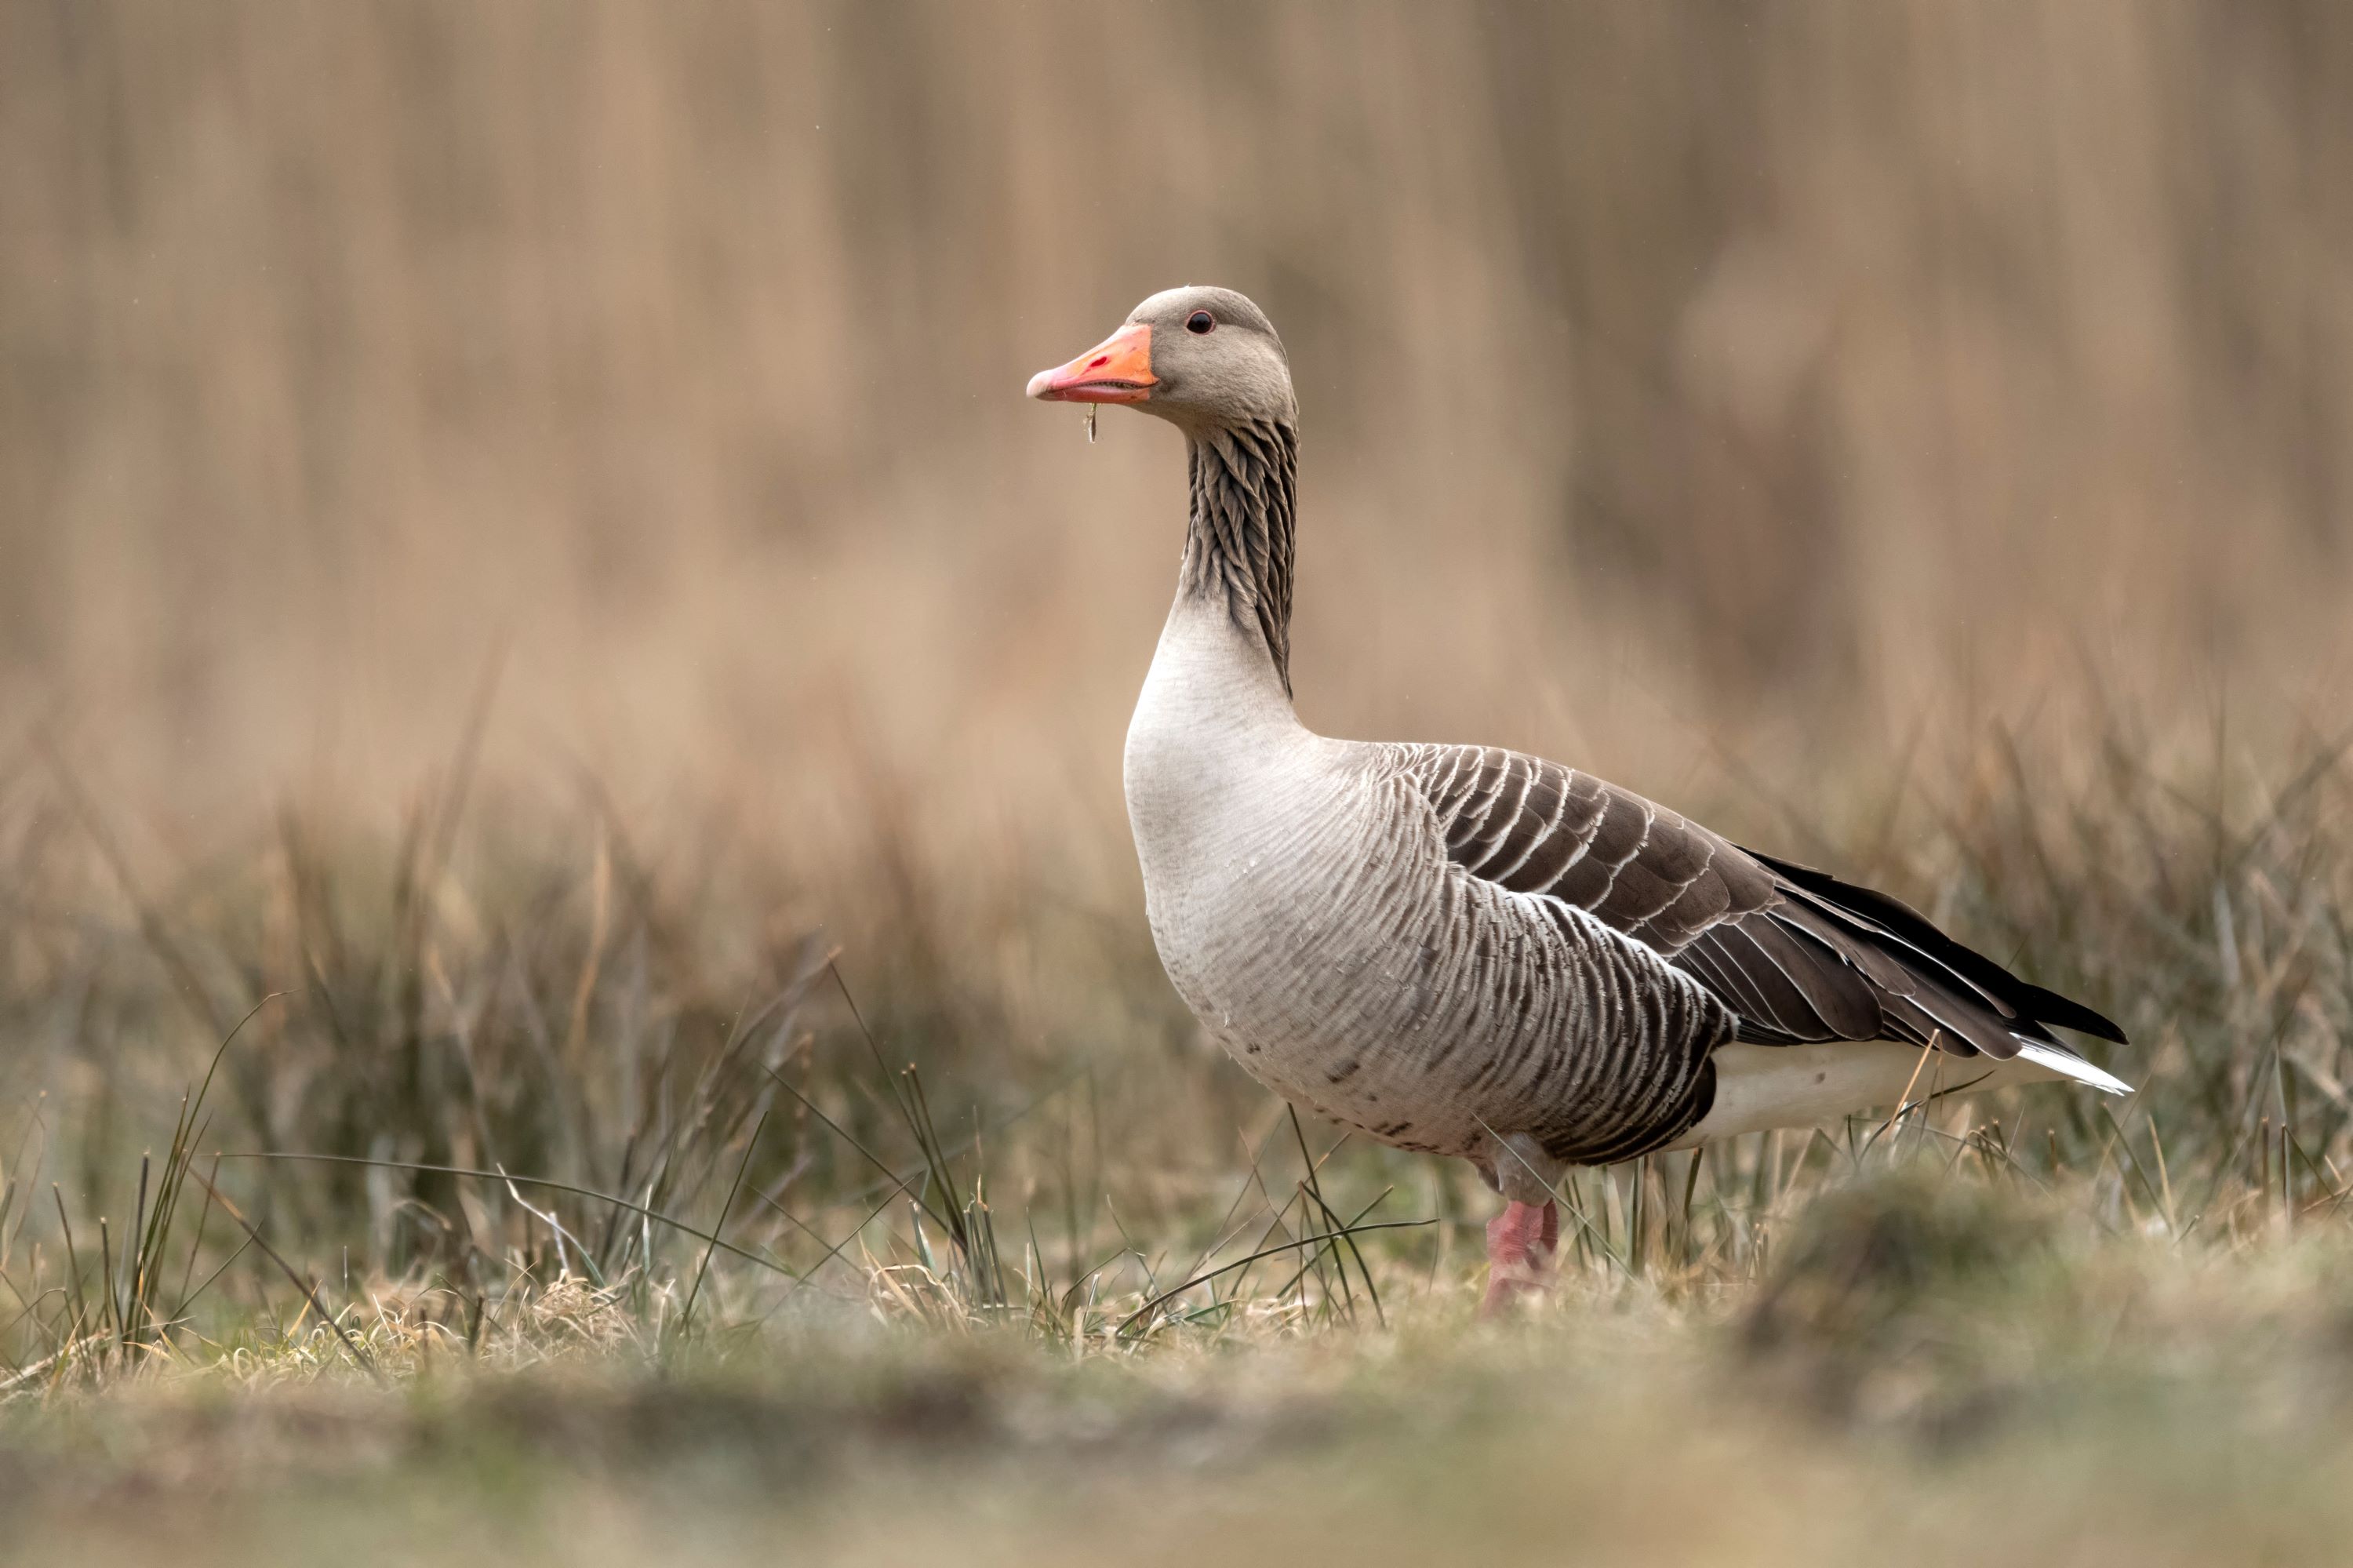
[1026,322,1157,402]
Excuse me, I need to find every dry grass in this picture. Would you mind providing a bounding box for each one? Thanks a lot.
[7,2,2353,1559]
[9,701,2350,1372]
[13,1170,2353,1566]
[2,713,2351,1564]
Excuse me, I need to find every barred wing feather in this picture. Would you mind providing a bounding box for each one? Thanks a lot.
[1401,744,2128,1088]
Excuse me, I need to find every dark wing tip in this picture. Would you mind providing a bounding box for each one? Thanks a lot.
[2019,984,2129,1045]
[1740,846,2129,1048]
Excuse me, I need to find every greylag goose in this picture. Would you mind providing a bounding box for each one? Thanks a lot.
[1027,287,2129,1312]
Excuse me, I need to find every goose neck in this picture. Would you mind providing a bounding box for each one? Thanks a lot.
[1179,420,1299,697]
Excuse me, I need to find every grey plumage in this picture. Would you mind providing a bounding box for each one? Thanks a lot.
[1040,284,2130,1197]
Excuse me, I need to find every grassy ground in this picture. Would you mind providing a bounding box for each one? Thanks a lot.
[13,1174,2353,1566]
[2,712,2351,1561]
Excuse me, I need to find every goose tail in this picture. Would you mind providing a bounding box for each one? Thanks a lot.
[2011,1039,2133,1096]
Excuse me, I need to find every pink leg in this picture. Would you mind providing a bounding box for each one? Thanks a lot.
[1480,1198,1560,1317]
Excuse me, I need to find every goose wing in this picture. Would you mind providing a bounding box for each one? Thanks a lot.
[1399,745,2128,1088]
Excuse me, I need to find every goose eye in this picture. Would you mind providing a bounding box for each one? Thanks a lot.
[1185,311,1215,335]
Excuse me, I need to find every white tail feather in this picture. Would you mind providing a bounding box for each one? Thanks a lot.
[1666,1038,2131,1151]
[2011,1039,2133,1096]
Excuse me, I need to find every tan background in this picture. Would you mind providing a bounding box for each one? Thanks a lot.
[5,0,2350,933]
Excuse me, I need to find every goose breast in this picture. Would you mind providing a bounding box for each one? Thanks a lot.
[1130,722,1731,1163]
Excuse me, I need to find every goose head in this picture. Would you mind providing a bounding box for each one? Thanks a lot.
[1027,286,1294,431]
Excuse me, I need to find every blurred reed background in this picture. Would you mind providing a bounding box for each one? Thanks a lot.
[2,2,2351,1303]
[10,0,2352,809]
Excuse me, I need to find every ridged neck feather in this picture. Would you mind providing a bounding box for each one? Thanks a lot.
[1179,419,1299,697]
